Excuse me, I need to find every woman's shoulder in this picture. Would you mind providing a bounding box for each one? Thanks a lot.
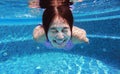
[33,25,46,43]
[72,26,89,44]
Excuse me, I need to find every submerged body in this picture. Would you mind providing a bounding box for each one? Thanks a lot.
[33,25,89,49]
[33,16,89,49]
[32,0,89,49]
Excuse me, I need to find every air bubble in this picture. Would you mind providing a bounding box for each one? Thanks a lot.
[103,48,107,52]
[36,46,40,50]
[3,52,8,56]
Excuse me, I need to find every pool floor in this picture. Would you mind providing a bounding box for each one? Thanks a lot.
[0,39,120,74]
[0,52,120,74]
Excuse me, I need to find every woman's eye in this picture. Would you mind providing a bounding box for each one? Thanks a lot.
[62,29,68,33]
[51,30,58,33]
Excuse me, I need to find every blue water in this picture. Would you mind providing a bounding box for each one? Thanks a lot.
[0,0,120,74]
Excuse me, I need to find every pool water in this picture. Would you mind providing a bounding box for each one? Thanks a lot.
[0,0,120,74]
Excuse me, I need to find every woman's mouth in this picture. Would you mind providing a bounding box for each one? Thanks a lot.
[53,39,66,45]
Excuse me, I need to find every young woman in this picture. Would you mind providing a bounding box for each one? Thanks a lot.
[33,0,89,49]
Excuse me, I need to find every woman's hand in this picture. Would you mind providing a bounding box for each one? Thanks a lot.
[29,0,40,8]
[70,0,83,2]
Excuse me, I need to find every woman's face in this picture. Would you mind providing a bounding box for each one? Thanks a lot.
[47,16,71,48]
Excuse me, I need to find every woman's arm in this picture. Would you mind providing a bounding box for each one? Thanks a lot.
[72,26,89,44]
[33,25,46,43]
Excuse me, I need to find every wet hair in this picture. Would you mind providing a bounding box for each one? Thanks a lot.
[40,0,73,8]
[40,0,73,40]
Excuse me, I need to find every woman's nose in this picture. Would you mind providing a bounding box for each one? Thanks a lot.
[56,32,64,39]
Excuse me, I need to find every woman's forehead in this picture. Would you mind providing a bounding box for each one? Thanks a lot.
[53,16,66,23]
[50,24,69,28]
[51,17,69,26]
[50,21,69,28]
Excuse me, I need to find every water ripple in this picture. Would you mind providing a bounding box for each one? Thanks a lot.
[0,34,120,44]
[75,15,120,22]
